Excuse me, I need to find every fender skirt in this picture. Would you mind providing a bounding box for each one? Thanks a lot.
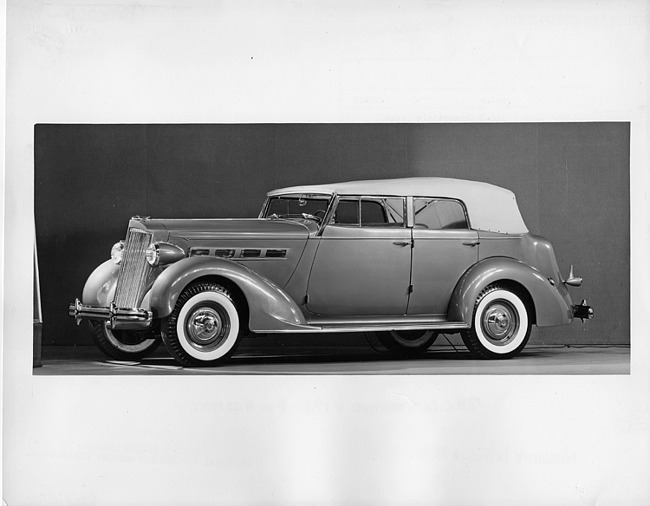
[448,257,572,327]
[148,256,310,332]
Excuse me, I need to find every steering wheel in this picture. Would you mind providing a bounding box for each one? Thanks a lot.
[301,212,322,223]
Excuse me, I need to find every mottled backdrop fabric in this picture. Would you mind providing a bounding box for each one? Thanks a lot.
[34,122,629,346]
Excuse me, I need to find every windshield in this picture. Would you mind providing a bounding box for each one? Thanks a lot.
[263,194,332,220]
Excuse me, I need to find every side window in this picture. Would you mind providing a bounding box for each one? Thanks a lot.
[332,197,405,227]
[413,199,441,229]
[360,200,386,225]
[414,198,468,230]
[436,200,468,229]
[360,198,405,227]
[334,199,359,225]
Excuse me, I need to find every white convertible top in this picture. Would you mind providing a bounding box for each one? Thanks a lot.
[268,177,528,234]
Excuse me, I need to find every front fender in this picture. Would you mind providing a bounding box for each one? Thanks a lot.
[148,256,309,331]
[448,257,572,327]
[81,259,120,307]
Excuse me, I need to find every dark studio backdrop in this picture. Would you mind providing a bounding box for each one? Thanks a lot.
[34,123,629,347]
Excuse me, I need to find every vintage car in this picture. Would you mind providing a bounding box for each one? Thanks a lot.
[69,177,593,366]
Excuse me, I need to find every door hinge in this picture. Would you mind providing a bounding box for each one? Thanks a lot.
[305,294,309,304]
[408,284,414,294]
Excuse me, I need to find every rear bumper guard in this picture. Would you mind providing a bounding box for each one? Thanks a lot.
[68,299,152,330]
[571,300,594,321]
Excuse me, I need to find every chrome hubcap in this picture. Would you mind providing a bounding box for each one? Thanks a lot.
[482,301,518,344]
[185,306,229,350]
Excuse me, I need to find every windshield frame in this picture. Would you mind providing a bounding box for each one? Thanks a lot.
[259,192,335,234]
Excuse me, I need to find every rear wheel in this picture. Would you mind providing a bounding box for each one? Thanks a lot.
[90,320,161,361]
[162,282,242,367]
[461,284,531,359]
[375,329,438,355]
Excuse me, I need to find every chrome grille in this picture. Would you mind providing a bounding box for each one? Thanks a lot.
[113,228,153,308]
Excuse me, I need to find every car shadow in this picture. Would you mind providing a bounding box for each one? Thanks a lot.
[131,346,558,369]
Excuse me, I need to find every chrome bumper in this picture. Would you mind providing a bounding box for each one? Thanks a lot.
[68,299,153,330]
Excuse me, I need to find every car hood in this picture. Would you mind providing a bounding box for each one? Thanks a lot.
[136,217,315,241]
[129,217,315,289]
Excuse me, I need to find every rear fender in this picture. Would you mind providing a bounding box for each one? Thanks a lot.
[148,256,308,331]
[448,257,572,327]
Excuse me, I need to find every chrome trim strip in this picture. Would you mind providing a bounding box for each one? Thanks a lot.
[307,315,449,325]
[189,247,291,259]
[318,193,338,236]
[260,321,470,334]
[406,196,414,228]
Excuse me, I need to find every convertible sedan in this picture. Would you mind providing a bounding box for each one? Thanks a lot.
[69,177,593,366]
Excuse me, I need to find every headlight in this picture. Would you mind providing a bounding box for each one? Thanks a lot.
[111,241,124,264]
[144,242,185,266]
[145,243,160,266]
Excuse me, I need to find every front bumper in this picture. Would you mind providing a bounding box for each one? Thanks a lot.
[571,299,594,321]
[68,299,152,330]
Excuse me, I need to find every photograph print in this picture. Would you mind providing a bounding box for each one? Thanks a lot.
[34,122,628,374]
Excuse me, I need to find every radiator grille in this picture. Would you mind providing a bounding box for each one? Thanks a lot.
[113,228,153,308]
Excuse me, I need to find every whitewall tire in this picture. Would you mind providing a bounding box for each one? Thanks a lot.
[162,282,241,366]
[461,285,531,359]
[90,321,160,361]
[375,329,438,355]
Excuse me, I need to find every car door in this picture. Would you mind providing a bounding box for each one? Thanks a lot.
[306,196,412,316]
[407,197,479,316]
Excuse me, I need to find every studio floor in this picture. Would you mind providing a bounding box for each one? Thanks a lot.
[34,334,630,375]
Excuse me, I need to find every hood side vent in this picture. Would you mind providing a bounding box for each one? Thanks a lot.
[214,249,236,258]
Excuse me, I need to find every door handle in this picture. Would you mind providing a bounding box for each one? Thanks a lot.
[462,240,480,247]
[392,241,410,247]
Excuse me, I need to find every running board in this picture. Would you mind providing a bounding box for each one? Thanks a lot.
[261,320,469,334]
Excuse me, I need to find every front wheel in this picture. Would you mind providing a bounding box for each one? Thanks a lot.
[461,284,532,359]
[90,320,161,361]
[162,282,241,366]
[375,329,438,355]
